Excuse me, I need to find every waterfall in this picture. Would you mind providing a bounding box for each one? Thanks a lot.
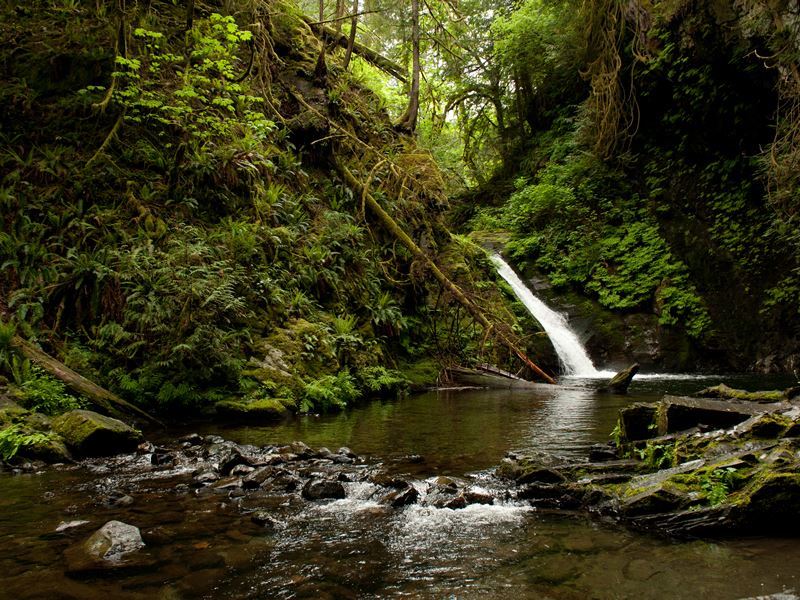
[490,253,612,378]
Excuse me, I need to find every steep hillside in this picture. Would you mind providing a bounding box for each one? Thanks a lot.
[0,0,556,418]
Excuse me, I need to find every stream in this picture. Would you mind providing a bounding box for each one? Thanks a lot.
[2,376,800,599]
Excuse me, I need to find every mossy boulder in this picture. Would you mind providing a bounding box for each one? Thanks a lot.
[51,410,142,457]
[20,433,72,463]
[214,397,292,421]
[0,394,28,426]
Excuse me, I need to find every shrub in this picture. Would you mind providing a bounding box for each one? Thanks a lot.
[0,424,56,461]
[301,370,359,413]
[19,367,83,415]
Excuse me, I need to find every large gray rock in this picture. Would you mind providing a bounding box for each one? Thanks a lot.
[51,410,143,457]
[84,521,144,561]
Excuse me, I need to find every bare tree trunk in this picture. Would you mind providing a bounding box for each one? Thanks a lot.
[343,0,359,69]
[396,0,420,133]
[335,0,346,35]
[314,0,328,82]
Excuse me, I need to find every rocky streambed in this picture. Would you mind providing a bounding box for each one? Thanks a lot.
[498,384,800,538]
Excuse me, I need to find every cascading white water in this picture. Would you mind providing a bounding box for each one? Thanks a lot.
[490,253,613,378]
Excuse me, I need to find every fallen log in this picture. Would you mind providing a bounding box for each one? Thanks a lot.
[336,162,555,384]
[303,17,408,83]
[10,336,163,427]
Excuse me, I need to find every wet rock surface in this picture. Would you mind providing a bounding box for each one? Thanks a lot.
[51,410,143,457]
[500,388,800,538]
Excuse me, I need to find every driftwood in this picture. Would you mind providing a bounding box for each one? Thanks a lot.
[598,363,639,394]
[452,364,640,393]
[304,17,408,83]
[10,336,163,427]
[336,162,556,384]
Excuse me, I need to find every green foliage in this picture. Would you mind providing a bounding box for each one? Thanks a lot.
[0,424,56,461]
[636,441,675,470]
[503,156,711,338]
[19,367,83,415]
[92,15,274,148]
[301,370,359,413]
[0,318,17,373]
[700,467,740,506]
[609,420,622,446]
[355,366,409,397]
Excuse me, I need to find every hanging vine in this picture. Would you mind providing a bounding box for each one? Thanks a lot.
[580,0,652,158]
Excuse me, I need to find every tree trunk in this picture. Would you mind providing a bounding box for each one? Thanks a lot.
[10,335,164,426]
[335,0,346,35]
[314,0,328,82]
[396,0,420,133]
[343,0,359,69]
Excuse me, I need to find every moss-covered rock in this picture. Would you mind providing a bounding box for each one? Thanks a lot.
[0,394,28,426]
[215,397,292,421]
[51,410,142,457]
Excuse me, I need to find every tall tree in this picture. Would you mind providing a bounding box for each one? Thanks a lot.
[395,0,420,132]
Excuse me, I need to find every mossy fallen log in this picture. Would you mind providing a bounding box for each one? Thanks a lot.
[304,17,408,83]
[10,336,163,427]
[336,162,555,384]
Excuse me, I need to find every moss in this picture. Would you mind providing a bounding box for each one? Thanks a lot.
[701,384,787,402]
[0,395,29,427]
[215,397,290,420]
[398,358,441,388]
[51,410,142,457]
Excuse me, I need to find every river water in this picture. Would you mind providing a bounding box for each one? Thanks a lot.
[2,376,799,599]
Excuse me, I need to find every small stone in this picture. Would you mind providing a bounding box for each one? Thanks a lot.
[212,476,243,491]
[151,453,173,466]
[242,466,272,490]
[193,471,219,486]
[230,464,255,476]
[56,520,91,533]
[383,484,419,507]
[338,447,357,458]
[179,433,204,446]
[250,511,279,530]
[301,479,346,500]
[103,491,134,508]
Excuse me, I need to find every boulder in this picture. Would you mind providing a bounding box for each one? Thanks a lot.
[302,479,346,500]
[0,395,27,426]
[463,488,494,506]
[51,410,142,457]
[214,397,290,421]
[84,521,145,561]
[656,396,787,435]
[619,403,658,442]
